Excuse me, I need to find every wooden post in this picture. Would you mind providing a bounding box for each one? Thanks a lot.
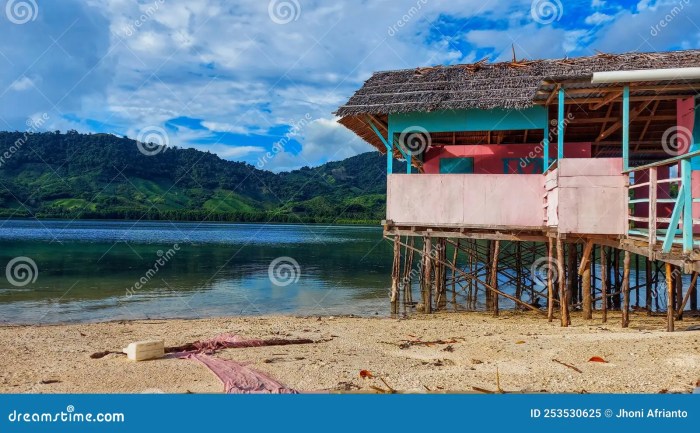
[635,254,640,308]
[692,271,698,311]
[579,240,594,320]
[515,243,522,302]
[485,241,493,311]
[557,238,569,327]
[391,235,401,315]
[568,243,578,306]
[601,247,608,323]
[582,261,592,320]
[547,237,555,322]
[435,239,447,310]
[645,258,653,316]
[666,262,674,332]
[674,267,682,318]
[421,235,433,314]
[451,240,459,310]
[490,240,500,317]
[621,251,631,328]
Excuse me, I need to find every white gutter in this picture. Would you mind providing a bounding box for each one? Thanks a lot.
[591,67,700,84]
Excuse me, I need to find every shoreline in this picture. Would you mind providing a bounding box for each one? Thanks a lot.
[2,312,699,394]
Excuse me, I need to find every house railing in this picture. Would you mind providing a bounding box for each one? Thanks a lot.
[625,150,700,254]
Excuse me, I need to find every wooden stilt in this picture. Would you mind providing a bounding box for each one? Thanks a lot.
[579,240,594,320]
[515,242,522,302]
[567,243,578,306]
[435,239,447,310]
[621,251,631,328]
[557,238,569,327]
[547,237,555,322]
[645,258,652,316]
[692,271,698,311]
[421,236,433,314]
[601,247,608,323]
[391,235,401,315]
[490,240,500,317]
[582,261,592,320]
[674,267,682,317]
[451,240,459,310]
[634,254,640,308]
[666,262,674,332]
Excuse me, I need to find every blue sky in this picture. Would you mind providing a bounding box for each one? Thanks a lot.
[0,0,698,171]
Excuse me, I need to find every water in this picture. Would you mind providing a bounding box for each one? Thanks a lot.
[0,220,393,324]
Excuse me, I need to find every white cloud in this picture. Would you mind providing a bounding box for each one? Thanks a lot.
[585,12,614,25]
[9,76,35,92]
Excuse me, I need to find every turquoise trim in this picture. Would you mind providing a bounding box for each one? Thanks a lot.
[366,118,393,174]
[692,99,700,171]
[388,107,547,133]
[682,159,693,252]
[557,89,564,161]
[662,184,685,253]
[622,86,630,171]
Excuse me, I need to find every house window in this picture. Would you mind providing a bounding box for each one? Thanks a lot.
[439,157,474,174]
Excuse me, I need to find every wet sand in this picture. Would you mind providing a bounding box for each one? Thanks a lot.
[1,312,699,394]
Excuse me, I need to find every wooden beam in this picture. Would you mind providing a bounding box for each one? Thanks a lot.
[545,84,560,106]
[596,99,652,142]
[590,91,622,111]
[535,94,694,105]
[578,240,594,275]
[637,100,661,147]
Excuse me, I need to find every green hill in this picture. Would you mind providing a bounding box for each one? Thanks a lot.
[0,131,403,224]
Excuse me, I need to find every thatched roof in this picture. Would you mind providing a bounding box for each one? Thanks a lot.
[336,50,700,160]
[336,50,700,116]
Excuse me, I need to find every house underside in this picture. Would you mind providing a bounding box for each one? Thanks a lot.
[336,50,700,330]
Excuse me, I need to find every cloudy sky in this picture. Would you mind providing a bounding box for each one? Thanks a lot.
[0,0,698,171]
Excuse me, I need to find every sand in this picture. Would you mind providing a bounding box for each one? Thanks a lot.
[1,312,699,394]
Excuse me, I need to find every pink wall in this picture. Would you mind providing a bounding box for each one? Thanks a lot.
[422,143,592,174]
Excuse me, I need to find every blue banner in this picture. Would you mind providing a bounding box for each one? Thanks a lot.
[0,394,697,433]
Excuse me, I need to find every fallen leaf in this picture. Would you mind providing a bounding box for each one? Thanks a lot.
[515,340,526,344]
[588,356,607,363]
[359,370,373,379]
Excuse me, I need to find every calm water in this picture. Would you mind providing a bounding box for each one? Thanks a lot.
[0,220,392,324]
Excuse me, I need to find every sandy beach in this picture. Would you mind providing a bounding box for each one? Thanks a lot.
[1,312,699,394]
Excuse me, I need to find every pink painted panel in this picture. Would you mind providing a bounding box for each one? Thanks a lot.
[557,158,622,177]
[386,174,545,227]
[422,143,592,175]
